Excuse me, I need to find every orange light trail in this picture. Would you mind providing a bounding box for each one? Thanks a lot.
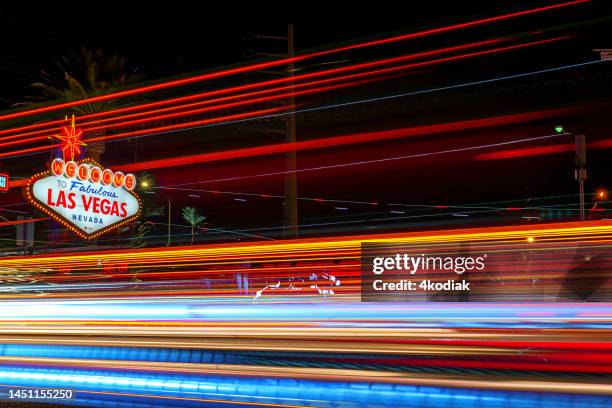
[0,220,609,268]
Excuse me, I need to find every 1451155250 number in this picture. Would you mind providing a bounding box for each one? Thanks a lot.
[8,388,73,400]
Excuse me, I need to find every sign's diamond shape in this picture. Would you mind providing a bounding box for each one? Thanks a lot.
[27,160,140,239]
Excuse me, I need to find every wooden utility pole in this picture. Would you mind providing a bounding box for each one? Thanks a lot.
[284,24,298,238]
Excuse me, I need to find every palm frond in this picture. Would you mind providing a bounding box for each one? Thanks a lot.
[182,207,207,227]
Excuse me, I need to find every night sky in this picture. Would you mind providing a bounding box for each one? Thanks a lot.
[4,2,609,110]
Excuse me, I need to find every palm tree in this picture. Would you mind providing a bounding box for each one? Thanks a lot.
[15,47,145,162]
[182,207,207,245]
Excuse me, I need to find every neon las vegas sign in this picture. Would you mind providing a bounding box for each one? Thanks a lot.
[26,158,141,239]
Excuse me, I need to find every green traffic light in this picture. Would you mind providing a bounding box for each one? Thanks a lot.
[554,125,564,134]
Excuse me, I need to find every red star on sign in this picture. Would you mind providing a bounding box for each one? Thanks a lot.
[55,114,86,162]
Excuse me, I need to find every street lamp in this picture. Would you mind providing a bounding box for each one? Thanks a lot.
[596,189,607,201]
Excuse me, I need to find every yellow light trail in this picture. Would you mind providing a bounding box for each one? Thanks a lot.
[0,220,610,271]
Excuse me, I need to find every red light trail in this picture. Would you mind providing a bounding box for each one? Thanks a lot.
[0,76,385,150]
[0,38,504,143]
[1,107,577,190]
[76,38,570,142]
[150,132,572,188]
[0,37,522,147]
[0,37,503,143]
[0,37,572,160]
[475,138,612,160]
[115,108,574,172]
[475,143,574,160]
[0,0,588,123]
[0,106,290,160]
